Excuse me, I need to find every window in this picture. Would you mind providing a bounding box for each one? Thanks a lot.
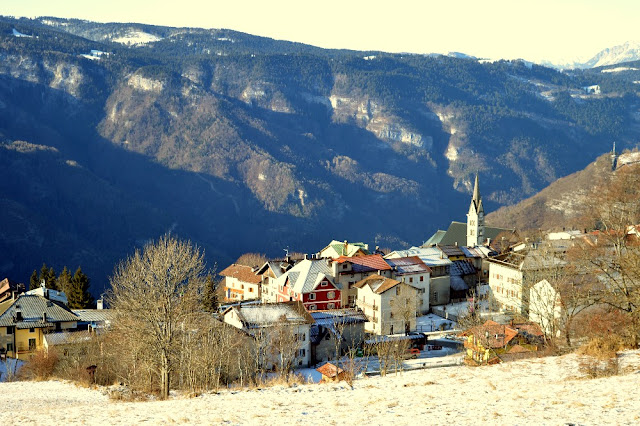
[29,328,35,333]
[327,303,335,309]
[342,264,348,270]
[7,343,13,353]
[28,338,36,351]
[409,277,413,283]
[433,291,439,301]
[321,281,328,287]
[6,326,14,335]
[309,293,316,300]
[249,287,254,292]
[328,291,335,299]
[299,349,306,357]
[309,304,317,310]
[420,276,424,282]
[396,287,401,296]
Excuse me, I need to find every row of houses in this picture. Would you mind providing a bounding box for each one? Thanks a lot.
[0,281,110,360]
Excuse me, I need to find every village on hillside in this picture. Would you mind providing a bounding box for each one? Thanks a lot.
[3,163,637,391]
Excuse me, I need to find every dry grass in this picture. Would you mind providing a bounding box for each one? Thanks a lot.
[578,336,626,360]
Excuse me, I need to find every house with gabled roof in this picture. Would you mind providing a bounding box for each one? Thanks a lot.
[385,247,451,306]
[0,278,25,304]
[0,292,79,359]
[354,275,419,335]
[256,259,296,303]
[386,256,431,314]
[274,259,342,311]
[332,254,392,307]
[222,301,314,367]
[309,308,367,364]
[317,240,370,259]
[220,263,263,302]
[459,319,544,365]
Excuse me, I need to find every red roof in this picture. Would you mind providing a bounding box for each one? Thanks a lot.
[316,362,344,378]
[219,264,262,284]
[333,254,391,271]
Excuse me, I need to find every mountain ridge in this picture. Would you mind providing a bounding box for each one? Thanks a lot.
[1,16,640,293]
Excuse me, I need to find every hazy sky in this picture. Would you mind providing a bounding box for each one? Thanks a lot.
[3,0,639,63]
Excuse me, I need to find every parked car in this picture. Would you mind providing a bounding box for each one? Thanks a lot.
[404,348,420,359]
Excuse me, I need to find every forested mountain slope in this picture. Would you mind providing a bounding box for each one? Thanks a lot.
[2,16,640,292]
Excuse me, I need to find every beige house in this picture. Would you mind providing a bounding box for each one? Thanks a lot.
[256,260,295,303]
[220,264,262,302]
[354,275,419,335]
[385,256,431,314]
[332,254,393,307]
[0,292,78,360]
[385,247,450,306]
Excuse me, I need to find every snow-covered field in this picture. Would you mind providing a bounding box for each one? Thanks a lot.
[2,350,640,425]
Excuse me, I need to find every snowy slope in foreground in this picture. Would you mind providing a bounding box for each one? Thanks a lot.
[1,351,639,424]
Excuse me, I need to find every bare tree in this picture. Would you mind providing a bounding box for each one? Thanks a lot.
[574,166,640,347]
[267,315,302,381]
[107,235,208,399]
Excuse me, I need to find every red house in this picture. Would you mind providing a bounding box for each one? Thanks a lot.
[274,259,341,311]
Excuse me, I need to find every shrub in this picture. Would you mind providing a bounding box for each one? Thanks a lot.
[19,349,59,380]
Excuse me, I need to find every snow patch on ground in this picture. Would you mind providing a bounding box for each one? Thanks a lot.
[12,29,33,38]
[112,31,163,46]
[601,67,639,73]
[2,351,640,424]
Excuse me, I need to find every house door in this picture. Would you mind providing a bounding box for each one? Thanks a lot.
[28,338,36,351]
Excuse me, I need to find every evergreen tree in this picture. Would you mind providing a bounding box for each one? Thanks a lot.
[202,274,219,312]
[58,267,73,296]
[68,267,94,309]
[29,270,39,290]
[47,267,58,290]
[39,263,57,290]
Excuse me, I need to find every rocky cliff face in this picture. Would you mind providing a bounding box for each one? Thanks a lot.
[1,16,639,292]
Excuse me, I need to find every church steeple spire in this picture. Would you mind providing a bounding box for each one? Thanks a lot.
[467,173,485,247]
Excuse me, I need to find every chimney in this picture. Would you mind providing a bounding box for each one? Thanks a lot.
[15,307,22,322]
[487,238,491,245]
[454,242,458,247]
[97,298,104,310]
[304,253,309,260]
[43,312,47,323]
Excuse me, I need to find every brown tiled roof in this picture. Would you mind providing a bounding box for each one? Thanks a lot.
[354,274,405,294]
[219,264,262,284]
[385,256,431,275]
[334,254,391,271]
[316,362,344,378]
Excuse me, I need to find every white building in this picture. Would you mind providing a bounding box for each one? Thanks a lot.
[222,301,314,368]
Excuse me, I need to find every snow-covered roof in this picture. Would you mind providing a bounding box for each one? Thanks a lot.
[386,247,452,267]
[225,302,314,329]
[275,259,337,294]
[0,294,78,327]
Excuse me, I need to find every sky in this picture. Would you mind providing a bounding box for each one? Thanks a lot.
[3,0,640,64]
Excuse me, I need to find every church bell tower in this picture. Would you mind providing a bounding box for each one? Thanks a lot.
[466,174,485,247]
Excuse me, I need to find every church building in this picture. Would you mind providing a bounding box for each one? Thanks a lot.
[424,174,512,248]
